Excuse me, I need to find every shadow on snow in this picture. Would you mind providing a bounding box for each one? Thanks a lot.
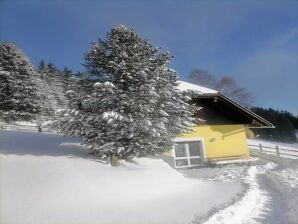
[0,130,107,164]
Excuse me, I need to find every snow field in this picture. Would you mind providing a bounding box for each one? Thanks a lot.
[0,130,241,224]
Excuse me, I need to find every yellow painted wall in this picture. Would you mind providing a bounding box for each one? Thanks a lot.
[168,124,249,160]
[245,127,255,138]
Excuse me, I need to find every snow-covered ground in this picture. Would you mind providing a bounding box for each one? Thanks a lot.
[271,168,298,188]
[0,130,241,224]
[1,130,297,224]
[247,138,298,159]
[201,163,276,224]
[187,160,298,224]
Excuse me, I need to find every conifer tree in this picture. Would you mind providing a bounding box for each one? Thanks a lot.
[0,42,44,122]
[38,61,70,111]
[252,107,297,142]
[59,25,198,160]
[62,67,72,79]
[38,60,46,73]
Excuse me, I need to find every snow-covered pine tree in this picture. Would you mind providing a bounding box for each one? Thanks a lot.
[59,25,198,161]
[62,67,72,79]
[38,62,70,112]
[0,42,45,122]
[38,60,46,78]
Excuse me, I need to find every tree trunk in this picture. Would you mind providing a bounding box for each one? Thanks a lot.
[37,124,42,132]
[110,155,119,166]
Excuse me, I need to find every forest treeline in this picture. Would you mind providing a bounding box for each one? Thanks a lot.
[251,107,298,142]
[0,42,95,122]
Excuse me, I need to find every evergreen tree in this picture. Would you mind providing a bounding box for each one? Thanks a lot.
[252,107,297,142]
[58,25,197,160]
[62,67,72,79]
[283,111,298,129]
[38,61,70,111]
[38,60,46,70]
[0,42,44,122]
[46,63,56,73]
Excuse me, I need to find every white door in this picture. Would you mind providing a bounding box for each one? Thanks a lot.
[173,141,204,168]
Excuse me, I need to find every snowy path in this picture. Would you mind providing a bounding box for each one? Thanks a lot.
[201,164,275,224]
[258,169,298,224]
[0,130,241,224]
[190,159,298,224]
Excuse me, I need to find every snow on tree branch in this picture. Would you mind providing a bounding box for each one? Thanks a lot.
[58,25,199,159]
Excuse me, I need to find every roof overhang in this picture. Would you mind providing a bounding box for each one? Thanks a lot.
[192,93,274,128]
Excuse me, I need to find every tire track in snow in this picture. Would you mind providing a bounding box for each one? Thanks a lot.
[202,163,276,224]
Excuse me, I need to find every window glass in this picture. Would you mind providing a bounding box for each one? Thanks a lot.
[188,142,200,157]
[175,143,187,157]
[175,159,188,167]
[190,158,201,165]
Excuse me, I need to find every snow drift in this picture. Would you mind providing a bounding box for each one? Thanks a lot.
[0,130,240,224]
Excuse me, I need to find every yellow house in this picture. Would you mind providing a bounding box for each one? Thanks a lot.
[167,81,273,168]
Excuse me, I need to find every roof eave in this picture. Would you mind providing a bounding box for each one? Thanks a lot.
[192,92,274,128]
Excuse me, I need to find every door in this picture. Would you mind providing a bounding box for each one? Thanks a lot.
[173,141,204,168]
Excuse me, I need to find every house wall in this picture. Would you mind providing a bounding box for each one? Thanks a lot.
[166,124,249,160]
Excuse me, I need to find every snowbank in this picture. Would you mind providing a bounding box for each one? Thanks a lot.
[0,130,240,224]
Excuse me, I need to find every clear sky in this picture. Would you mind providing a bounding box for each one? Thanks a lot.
[1,0,297,114]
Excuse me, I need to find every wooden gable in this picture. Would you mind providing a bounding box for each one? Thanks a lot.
[192,93,273,128]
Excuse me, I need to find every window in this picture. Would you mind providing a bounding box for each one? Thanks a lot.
[173,140,204,168]
[175,143,187,157]
[188,142,200,156]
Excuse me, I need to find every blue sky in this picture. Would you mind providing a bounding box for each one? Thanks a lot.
[1,0,298,114]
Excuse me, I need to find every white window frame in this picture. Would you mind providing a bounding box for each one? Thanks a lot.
[172,137,205,168]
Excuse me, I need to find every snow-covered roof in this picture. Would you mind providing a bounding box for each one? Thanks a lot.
[176,81,273,128]
[176,81,218,94]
